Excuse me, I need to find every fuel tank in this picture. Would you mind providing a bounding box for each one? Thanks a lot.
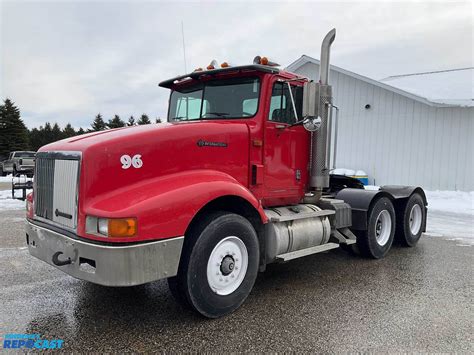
[264,204,331,263]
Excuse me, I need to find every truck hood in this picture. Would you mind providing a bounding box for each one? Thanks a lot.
[40,121,251,203]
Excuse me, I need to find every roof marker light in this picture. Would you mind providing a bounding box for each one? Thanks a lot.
[253,56,280,67]
[220,62,231,68]
[207,59,218,70]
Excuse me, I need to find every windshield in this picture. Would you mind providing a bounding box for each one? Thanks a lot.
[168,77,260,121]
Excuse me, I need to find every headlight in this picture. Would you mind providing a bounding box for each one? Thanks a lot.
[98,218,108,235]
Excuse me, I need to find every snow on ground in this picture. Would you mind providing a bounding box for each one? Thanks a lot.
[424,191,473,246]
[0,189,30,210]
[424,190,474,215]
[0,175,14,182]
[365,187,474,246]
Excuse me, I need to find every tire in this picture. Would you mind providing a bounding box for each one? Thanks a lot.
[167,276,191,308]
[168,211,259,318]
[356,197,396,259]
[396,193,426,247]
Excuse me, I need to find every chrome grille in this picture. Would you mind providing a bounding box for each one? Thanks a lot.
[35,152,81,230]
[35,157,55,220]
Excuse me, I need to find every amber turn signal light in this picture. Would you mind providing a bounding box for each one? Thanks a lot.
[108,218,137,237]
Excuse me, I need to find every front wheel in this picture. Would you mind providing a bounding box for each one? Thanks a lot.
[356,197,396,259]
[168,212,259,318]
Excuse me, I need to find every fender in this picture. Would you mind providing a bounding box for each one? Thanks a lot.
[380,185,427,205]
[336,186,427,230]
[80,169,267,242]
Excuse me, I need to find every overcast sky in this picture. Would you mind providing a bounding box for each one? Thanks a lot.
[0,0,472,129]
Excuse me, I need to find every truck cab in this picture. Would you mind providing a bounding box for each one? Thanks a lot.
[162,64,309,207]
[25,29,427,318]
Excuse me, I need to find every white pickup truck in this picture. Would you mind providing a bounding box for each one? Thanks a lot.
[1,151,36,176]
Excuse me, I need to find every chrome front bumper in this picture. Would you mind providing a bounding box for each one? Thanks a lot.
[26,220,184,287]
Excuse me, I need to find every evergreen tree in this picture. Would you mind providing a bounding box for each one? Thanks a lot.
[28,122,79,151]
[91,113,107,131]
[107,115,125,129]
[137,114,151,125]
[63,123,76,138]
[42,122,53,145]
[52,122,63,141]
[127,116,136,126]
[155,118,162,123]
[77,127,86,135]
[28,127,43,151]
[0,98,29,157]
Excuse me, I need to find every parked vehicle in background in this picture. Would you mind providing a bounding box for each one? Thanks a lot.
[2,151,36,176]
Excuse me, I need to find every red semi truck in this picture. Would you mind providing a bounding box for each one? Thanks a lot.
[25,29,427,318]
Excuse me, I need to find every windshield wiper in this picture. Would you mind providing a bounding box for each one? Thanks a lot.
[204,112,229,118]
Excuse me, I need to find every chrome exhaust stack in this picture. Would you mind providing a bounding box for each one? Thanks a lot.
[310,28,336,192]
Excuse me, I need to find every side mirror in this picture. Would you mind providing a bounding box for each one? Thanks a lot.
[303,116,322,132]
[302,81,321,132]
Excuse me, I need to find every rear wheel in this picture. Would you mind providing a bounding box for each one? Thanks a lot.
[356,197,396,259]
[168,211,259,318]
[396,193,426,247]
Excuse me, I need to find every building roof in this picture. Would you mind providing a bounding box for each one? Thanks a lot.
[286,55,473,108]
[381,68,473,107]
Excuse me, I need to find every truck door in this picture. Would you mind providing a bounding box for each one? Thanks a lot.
[263,80,310,206]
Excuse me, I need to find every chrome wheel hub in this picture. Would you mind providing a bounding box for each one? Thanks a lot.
[220,255,235,275]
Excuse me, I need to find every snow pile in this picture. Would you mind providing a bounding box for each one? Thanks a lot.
[0,189,29,211]
[424,190,473,246]
[0,174,14,182]
[332,168,367,177]
[425,190,474,215]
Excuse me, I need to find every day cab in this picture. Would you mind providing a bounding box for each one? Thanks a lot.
[25,29,427,318]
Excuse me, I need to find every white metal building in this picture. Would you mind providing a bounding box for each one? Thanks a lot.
[287,56,473,191]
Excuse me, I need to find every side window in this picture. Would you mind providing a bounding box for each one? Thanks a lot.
[268,82,303,124]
